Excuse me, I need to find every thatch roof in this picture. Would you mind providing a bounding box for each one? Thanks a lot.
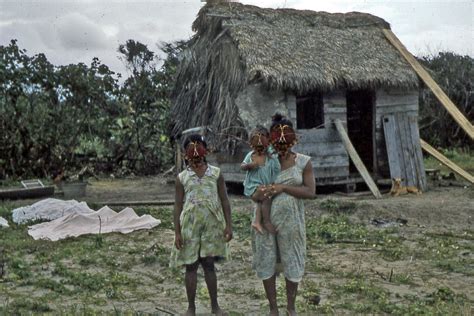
[171,3,419,150]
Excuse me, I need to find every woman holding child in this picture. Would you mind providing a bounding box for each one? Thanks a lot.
[251,113,316,316]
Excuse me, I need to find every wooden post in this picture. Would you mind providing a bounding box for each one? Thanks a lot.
[420,139,474,184]
[383,29,474,139]
[334,119,382,199]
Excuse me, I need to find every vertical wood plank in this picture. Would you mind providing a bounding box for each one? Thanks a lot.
[409,115,427,191]
[382,115,402,179]
[334,119,382,198]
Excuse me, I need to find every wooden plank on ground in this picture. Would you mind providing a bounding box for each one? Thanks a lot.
[383,29,474,139]
[334,119,382,198]
[420,139,474,184]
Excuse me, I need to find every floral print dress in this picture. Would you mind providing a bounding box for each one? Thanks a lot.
[252,153,311,282]
[170,164,230,267]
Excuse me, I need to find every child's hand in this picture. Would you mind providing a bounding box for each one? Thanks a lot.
[174,232,183,249]
[263,184,284,198]
[224,226,233,242]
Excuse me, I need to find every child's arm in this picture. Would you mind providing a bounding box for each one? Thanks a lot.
[241,151,258,171]
[241,161,258,171]
[174,176,185,249]
[217,173,233,242]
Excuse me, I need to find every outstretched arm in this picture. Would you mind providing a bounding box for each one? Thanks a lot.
[217,173,233,242]
[173,176,185,249]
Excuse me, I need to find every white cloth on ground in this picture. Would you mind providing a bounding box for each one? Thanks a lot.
[0,216,9,227]
[12,198,92,224]
[28,206,160,241]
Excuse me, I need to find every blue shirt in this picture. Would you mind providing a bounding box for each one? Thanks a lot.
[242,147,280,197]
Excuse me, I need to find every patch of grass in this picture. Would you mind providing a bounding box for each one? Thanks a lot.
[320,199,358,215]
[424,147,474,172]
[391,273,414,285]
[135,207,173,229]
[434,258,474,276]
[35,277,71,294]
[1,298,52,313]
[231,211,252,240]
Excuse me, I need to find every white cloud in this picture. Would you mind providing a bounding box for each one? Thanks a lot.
[0,0,471,78]
[56,13,112,50]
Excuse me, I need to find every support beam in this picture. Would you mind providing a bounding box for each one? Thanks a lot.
[383,29,474,140]
[420,139,474,184]
[334,119,382,199]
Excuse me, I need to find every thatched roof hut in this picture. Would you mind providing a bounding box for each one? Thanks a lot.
[171,2,426,190]
[171,2,418,148]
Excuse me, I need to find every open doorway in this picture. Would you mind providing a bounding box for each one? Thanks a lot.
[296,92,324,129]
[346,89,375,173]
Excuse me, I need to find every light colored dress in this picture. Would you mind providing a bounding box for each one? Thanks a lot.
[170,164,230,267]
[242,147,281,197]
[251,153,311,282]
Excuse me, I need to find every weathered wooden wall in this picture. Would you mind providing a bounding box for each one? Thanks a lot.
[292,91,350,184]
[375,88,419,177]
[211,85,421,187]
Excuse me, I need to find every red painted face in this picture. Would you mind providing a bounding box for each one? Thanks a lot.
[270,124,297,155]
[185,141,207,167]
[250,133,269,154]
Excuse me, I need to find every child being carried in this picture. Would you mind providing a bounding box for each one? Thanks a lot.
[241,125,280,234]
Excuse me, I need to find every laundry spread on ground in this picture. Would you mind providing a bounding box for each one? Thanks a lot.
[10,198,161,241]
[12,198,93,224]
[28,206,160,241]
[0,216,9,228]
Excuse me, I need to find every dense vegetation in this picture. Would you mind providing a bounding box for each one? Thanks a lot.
[0,39,185,180]
[418,52,473,149]
[0,39,472,180]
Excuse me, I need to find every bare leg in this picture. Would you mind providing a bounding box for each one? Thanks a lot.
[262,198,277,235]
[252,202,264,234]
[184,261,199,316]
[263,274,279,315]
[285,278,298,316]
[201,257,227,315]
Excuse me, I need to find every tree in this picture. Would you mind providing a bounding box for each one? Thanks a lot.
[418,52,473,148]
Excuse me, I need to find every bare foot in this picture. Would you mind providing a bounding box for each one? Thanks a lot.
[263,221,277,235]
[252,221,264,234]
[212,307,228,316]
[269,308,279,316]
[286,309,297,316]
[183,307,196,316]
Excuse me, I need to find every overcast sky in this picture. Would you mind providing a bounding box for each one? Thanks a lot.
[1,0,472,79]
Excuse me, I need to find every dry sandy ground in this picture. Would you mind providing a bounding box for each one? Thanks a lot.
[2,176,472,314]
[79,176,473,314]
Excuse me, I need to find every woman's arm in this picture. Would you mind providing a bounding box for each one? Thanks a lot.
[269,161,316,199]
[174,176,185,249]
[217,173,233,242]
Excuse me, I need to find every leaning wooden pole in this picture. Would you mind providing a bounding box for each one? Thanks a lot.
[383,29,474,140]
[334,119,382,199]
[420,139,474,184]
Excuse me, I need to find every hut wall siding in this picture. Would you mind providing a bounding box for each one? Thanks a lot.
[298,91,349,179]
[235,83,291,130]
[374,89,419,177]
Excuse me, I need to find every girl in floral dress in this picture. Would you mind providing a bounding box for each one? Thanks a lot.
[170,134,232,316]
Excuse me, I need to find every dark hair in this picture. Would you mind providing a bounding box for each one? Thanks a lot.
[270,112,293,130]
[183,133,207,150]
[249,125,269,140]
